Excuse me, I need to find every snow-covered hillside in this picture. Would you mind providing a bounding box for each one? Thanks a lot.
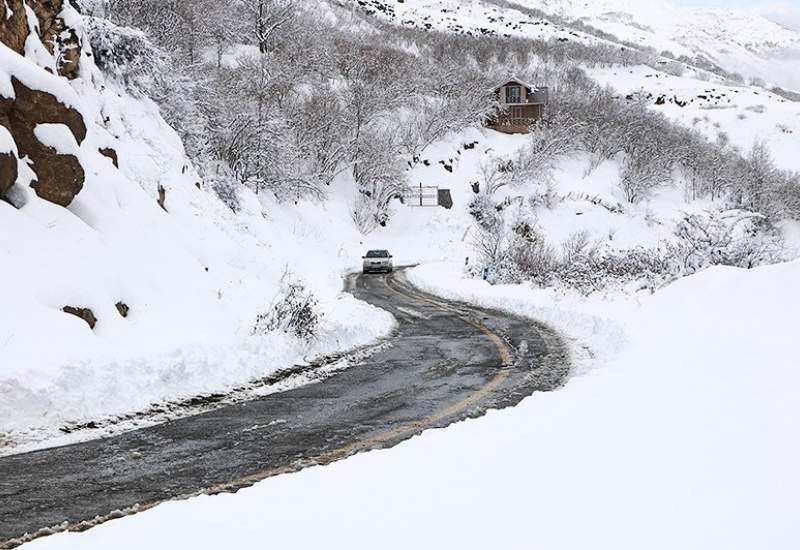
[342,0,800,91]
[590,64,800,172]
[518,0,800,90]
[339,0,603,44]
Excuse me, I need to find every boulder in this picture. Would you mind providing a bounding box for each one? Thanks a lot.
[1,77,87,206]
[99,147,118,168]
[157,185,167,211]
[0,1,82,79]
[0,151,17,197]
[62,306,97,329]
[115,302,129,318]
[26,0,82,79]
[0,1,86,205]
[0,0,28,54]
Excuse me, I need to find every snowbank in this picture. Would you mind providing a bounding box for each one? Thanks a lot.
[24,259,800,549]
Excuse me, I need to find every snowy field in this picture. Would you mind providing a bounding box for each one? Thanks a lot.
[24,257,800,549]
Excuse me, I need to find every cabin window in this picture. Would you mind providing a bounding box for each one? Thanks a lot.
[505,85,523,103]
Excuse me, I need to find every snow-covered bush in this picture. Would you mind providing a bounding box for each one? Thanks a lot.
[469,208,784,295]
[556,242,671,295]
[85,17,167,91]
[472,221,669,292]
[667,211,784,274]
[468,194,502,230]
[349,118,409,232]
[252,276,321,341]
[210,179,241,213]
[500,219,557,284]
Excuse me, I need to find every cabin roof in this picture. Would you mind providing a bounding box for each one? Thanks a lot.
[495,76,536,92]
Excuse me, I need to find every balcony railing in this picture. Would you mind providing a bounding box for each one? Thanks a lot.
[500,87,549,105]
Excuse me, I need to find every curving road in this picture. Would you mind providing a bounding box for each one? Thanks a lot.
[0,269,569,548]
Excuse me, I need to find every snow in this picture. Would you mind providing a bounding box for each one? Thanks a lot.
[24,258,800,550]
[517,0,800,90]
[33,124,81,156]
[341,0,610,46]
[3,47,794,453]
[0,123,15,153]
[0,38,395,454]
[341,0,800,90]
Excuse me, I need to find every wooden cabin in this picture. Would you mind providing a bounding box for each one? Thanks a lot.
[486,78,549,134]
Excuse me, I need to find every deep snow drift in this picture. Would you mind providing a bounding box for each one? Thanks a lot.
[24,258,800,550]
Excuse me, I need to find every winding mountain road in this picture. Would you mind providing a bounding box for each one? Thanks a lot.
[0,269,569,548]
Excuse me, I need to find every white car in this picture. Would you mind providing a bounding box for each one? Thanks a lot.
[362,249,393,274]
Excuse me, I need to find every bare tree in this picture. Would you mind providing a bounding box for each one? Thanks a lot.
[236,0,297,54]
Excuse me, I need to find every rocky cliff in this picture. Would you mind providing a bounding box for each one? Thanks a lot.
[0,0,87,206]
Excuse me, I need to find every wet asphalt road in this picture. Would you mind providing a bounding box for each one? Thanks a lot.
[0,269,569,548]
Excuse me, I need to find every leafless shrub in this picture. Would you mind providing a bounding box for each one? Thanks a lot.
[666,210,784,274]
[252,274,321,340]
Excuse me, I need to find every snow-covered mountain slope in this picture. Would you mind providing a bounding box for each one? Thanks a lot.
[516,0,800,90]
[342,0,800,91]
[590,64,800,172]
[337,0,607,44]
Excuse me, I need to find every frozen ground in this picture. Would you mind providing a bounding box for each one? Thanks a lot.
[23,258,800,550]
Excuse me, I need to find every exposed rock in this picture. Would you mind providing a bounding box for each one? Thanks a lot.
[0,0,86,204]
[157,185,167,211]
[27,0,82,79]
[0,1,82,79]
[0,77,87,206]
[115,302,129,318]
[10,78,86,142]
[0,0,29,55]
[62,306,97,329]
[99,147,118,168]
[0,152,17,197]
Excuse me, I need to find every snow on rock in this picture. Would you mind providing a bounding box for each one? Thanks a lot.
[33,123,81,156]
[24,259,800,550]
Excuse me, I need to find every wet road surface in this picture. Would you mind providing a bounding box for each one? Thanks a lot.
[0,269,569,548]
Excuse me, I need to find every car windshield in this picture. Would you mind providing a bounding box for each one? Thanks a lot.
[366,250,389,258]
